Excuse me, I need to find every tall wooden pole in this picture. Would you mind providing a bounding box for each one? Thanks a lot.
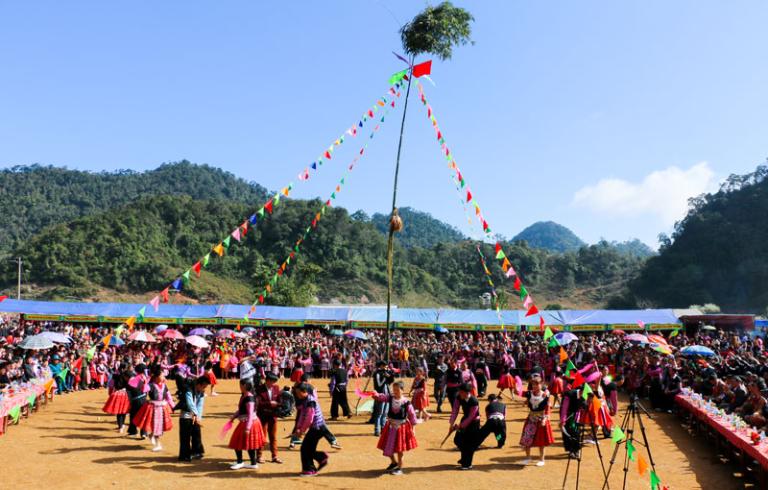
[385,62,413,363]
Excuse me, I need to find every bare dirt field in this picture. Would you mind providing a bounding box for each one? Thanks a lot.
[0,379,749,489]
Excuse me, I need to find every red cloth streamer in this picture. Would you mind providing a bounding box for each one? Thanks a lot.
[218,420,234,441]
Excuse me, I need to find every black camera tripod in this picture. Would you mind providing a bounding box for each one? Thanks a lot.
[601,395,656,490]
[561,417,610,490]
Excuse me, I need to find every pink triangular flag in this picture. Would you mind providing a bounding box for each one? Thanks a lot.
[523,295,533,309]
[505,266,517,278]
[149,296,160,312]
[231,228,241,242]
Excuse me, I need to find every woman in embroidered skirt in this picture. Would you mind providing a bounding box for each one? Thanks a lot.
[102,364,131,433]
[518,375,554,467]
[374,380,419,475]
[228,379,264,470]
[497,365,515,400]
[410,368,431,420]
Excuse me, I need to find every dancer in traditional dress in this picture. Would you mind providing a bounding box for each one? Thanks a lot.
[449,383,481,470]
[374,380,420,475]
[132,365,174,452]
[126,363,148,438]
[102,364,131,433]
[204,361,218,396]
[497,365,515,400]
[478,394,506,448]
[228,379,264,470]
[293,382,330,477]
[576,379,613,443]
[518,375,554,466]
[410,367,430,420]
[256,372,283,464]
[329,359,351,420]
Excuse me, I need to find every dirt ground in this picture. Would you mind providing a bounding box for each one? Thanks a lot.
[0,379,750,489]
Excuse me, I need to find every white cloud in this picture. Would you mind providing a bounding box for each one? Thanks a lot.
[572,162,717,226]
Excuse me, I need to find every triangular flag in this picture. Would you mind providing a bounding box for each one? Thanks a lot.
[501,257,511,272]
[0,295,7,303]
[650,470,661,490]
[182,270,191,284]
[56,367,69,381]
[637,455,649,476]
[265,200,273,214]
[565,360,577,376]
[8,405,21,423]
[669,328,679,338]
[526,304,539,317]
[513,277,522,291]
[202,253,210,267]
[540,316,546,330]
[519,286,528,299]
[249,214,257,225]
[213,243,224,257]
[86,345,97,361]
[192,261,201,277]
[496,250,506,260]
[543,327,554,340]
[581,383,593,400]
[222,237,231,249]
[137,307,146,321]
[627,440,636,461]
[547,336,559,348]
[466,190,472,202]
[160,287,170,303]
[149,296,160,312]
[389,69,408,85]
[611,426,626,444]
[126,316,136,329]
[231,228,241,242]
[412,60,432,78]
[258,207,265,217]
[559,347,568,363]
[572,371,586,388]
[172,278,182,290]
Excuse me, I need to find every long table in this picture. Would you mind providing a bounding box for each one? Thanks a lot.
[0,380,52,436]
[676,393,768,476]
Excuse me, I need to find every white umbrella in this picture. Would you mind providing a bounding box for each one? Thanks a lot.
[18,334,55,350]
[185,335,209,349]
[38,331,72,344]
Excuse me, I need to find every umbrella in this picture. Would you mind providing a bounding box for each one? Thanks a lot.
[128,331,156,343]
[217,329,237,339]
[104,335,125,346]
[38,331,72,344]
[611,329,626,335]
[154,324,169,333]
[625,333,649,344]
[701,325,717,331]
[680,345,716,357]
[188,328,213,336]
[647,334,668,345]
[159,329,184,340]
[344,329,367,340]
[241,327,257,334]
[329,329,344,336]
[185,335,210,349]
[554,332,578,345]
[435,326,449,334]
[18,334,55,350]
[652,344,673,355]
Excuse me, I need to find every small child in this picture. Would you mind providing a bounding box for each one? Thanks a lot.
[204,361,218,397]
[293,382,330,477]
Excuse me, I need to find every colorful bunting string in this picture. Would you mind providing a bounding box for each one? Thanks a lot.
[109,81,406,334]
[246,85,402,311]
[416,81,546,331]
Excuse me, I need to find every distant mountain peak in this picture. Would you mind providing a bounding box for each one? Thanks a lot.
[512,221,585,253]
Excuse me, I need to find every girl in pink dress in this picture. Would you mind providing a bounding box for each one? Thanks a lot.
[374,381,420,475]
[410,368,431,420]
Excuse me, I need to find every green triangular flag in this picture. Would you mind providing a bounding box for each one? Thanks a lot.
[649,470,661,489]
[611,426,626,444]
[669,328,679,338]
[8,405,21,423]
[56,368,69,381]
[548,336,560,349]
[389,69,407,85]
[258,207,265,217]
[495,250,506,260]
[321,206,326,215]
[330,192,336,199]
[543,327,554,340]
[271,274,278,285]
[519,286,528,300]
[581,383,593,399]
[28,394,36,407]
[182,270,191,284]
[222,237,231,249]
[274,194,281,206]
[565,360,577,376]
[286,257,291,265]
[86,346,97,361]
[202,253,210,267]
[340,177,345,184]
[137,306,146,322]
[627,439,636,461]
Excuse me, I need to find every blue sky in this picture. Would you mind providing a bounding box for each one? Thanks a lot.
[2,1,767,247]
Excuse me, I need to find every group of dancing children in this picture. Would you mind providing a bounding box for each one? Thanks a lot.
[101,357,617,476]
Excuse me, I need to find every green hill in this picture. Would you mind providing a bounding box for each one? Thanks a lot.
[627,163,768,312]
[369,207,466,249]
[0,161,269,254]
[512,221,586,253]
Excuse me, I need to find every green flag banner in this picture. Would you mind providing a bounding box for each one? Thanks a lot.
[627,439,636,461]
[8,405,21,423]
[543,327,554,341]
[611,426,625,444]
[27,394,36,407]
[649,470,661,489]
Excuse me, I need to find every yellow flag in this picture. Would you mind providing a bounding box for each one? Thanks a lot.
[213,243,224,257]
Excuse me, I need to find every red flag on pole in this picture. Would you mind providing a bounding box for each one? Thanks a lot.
[412,60,432,78]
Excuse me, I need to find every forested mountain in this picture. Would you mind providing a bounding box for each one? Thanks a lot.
[512,221,586,253]
[368,207,466,248]
[626,164,768,312]
[0,162,269,254]
[0,196,646,309]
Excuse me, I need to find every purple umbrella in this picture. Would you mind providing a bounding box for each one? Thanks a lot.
[625,333,649,344]
[189,328,213,336]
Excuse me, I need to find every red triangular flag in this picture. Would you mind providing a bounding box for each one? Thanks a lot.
[513,277,522,291]
[192,261,201,277]
[466,191,472,202]
[324,150,331,159]
[412,60,432,78]
[73,357,83,372]
[572,371,586,388]
[160,287,170,303]
[265,200,273,214]
[0,295,7,303]
[526,304,539,317]
[258,295,264,304]
[495,242,502,254]
[540,316,546,330]
[241,220,248,236]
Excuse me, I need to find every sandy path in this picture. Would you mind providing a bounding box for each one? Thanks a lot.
[0,379,745,489]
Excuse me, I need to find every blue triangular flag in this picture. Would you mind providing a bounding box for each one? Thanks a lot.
[358,121,363,128]
[172,278,182,290]
[248,214,257,225]
[311,162,317,170]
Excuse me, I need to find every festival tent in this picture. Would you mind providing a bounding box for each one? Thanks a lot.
[0,299,684,332]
